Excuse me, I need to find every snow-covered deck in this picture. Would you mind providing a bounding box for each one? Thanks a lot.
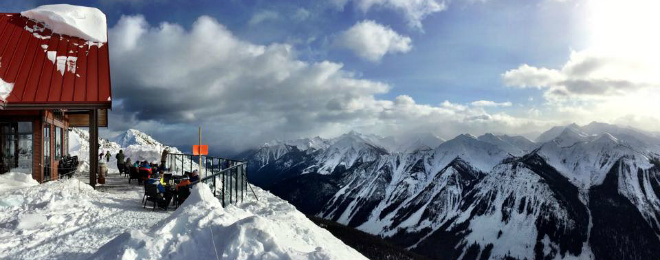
[0,172,169,260]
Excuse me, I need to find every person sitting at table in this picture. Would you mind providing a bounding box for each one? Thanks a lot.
[176,176,191,191]
[139,161,153,179]
[125,158,132,169]
[189,170,200,182]
[176,177,192,206]
[139,161,149,168]
[146,174,172,209]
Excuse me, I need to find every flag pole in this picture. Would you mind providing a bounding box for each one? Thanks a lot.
[199,126,202,174]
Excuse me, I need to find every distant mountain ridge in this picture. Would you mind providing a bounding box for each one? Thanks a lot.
[242,122,660,260]
[111,129,167,148]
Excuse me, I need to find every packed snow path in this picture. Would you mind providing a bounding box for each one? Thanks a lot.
[0,172,168,260]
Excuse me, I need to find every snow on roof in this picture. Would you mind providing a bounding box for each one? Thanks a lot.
[0,78,14,102]
[21,4,107,42]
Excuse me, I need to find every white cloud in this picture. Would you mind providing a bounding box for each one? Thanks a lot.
[248,10,280,26]
[471,100,512,107]
[332,0,446,29]
[502,64,563,89]
[108,15,545,151]
[336,20,412,62]
[502,50,659,101]
[293,8,311,21]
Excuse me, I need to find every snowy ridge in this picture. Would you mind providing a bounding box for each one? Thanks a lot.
[111,129,165,148]
[429,133,513,173]
[537,129,654,189]
[477,133,536,156]
[245,122,660,260]
[315,132,388,175]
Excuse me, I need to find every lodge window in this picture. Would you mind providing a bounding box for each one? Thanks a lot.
[55,127,62,159]
[43,123,50,181]
[0,122,33,175]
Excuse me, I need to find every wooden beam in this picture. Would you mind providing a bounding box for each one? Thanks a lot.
[89,109,98,188]
[68,109,108,127]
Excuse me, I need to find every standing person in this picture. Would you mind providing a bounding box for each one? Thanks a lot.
[116,150,125,175]
[161,147,169,169]
[99,151,104,161]
[105,151,111,162]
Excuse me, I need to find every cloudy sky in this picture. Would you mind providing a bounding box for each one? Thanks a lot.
[4,0,659,153]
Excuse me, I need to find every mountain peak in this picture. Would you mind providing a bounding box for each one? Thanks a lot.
[112,129,163,148]
[567,123,580,129]
[594,132,619,144]
[552,126,589,147]
[478,133,500,142]
[455,133,478,141]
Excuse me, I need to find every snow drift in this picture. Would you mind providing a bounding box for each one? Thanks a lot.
[0,177,169,260]
[0,172,38,193]
[89,183,367,260]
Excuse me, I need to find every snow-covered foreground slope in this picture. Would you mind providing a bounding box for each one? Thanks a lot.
[0,174,168,260]
[90,184,366,260]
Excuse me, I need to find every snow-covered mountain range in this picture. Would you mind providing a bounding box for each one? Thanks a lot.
[242,122,660,260]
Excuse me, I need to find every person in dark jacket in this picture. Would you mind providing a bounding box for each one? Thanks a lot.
[125,158,132,169]
[116,150,125,175]
[105,152,111,162]
[146,176,171,209]
[189,170,200,182]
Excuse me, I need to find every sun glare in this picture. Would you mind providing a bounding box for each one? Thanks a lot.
[586,0,660,59]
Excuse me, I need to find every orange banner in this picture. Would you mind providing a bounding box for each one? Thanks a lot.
[193,145,208,155]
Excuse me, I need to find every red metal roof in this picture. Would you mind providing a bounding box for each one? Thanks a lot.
[0,13,111,109]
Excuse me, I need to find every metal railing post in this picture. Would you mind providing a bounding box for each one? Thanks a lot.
[221,168,225,207]
[240,164,244,202]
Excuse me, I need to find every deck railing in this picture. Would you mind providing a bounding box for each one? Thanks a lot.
[166,153,257,206]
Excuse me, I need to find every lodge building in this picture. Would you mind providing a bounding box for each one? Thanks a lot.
[0,13,110,186]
